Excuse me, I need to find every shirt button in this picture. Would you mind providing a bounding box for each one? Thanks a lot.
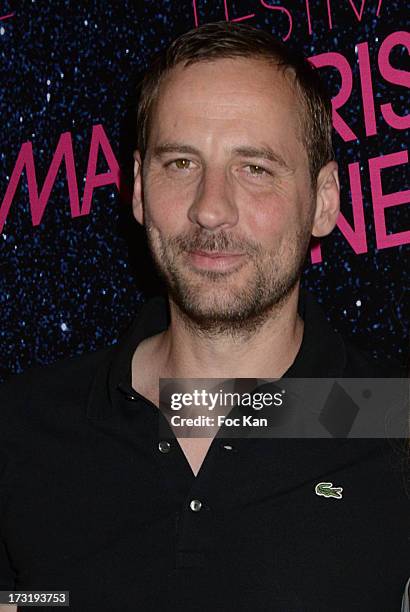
[158,441,171,453]
[221,443,234,451]
[189,499,202,512]
[126,394,139,401]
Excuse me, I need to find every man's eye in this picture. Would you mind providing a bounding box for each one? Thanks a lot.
[172,159,192,170]
[246,164,268,176]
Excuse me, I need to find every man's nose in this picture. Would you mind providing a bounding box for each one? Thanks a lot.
[187,166,238,230]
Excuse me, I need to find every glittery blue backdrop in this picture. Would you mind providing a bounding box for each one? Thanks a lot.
[0,0,408,381]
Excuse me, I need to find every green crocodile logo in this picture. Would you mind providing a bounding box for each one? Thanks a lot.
[315,482,343,499]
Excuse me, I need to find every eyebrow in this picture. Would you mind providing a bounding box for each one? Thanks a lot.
[152,142,292,171]
[231,146,291,170]
[153,143,200,157]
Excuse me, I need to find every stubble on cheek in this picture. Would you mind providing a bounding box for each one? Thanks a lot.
[144,217,311,337]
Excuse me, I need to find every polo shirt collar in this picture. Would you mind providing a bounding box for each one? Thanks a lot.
[86,297,169,419]
[284,290,346,378]
[86,290,346,419]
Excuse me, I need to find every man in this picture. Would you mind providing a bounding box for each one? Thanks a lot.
[0,22,408,612]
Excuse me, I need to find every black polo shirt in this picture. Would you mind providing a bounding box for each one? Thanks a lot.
[0,292,409,611]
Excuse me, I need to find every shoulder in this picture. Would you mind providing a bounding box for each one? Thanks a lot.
[0,345,115,425]
[296,290,406,378]
[342,338,406,377]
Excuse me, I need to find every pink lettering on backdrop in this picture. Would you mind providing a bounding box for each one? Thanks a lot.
[260,1,293,41]
[305,0,312,35]
[376,0,384,17]
[378,31,410,131]
[309,52,358,141]
[192,0,199,27]
[310,162,368,263]
[0,133,81,232]
[81,125,121,216]
[223,0,255,23]
[357,42,377,136]
[348,0,367,21]
[192,1,386,36]
[0,12,14,21]
[370,149,410,250]
[0,125,120,232]
[326,0,333,30]
[192,0,295,40]
[192,0,256,27]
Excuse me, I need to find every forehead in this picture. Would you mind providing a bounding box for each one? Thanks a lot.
[149,57,303,149]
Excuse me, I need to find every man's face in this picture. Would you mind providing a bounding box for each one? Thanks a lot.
[133,58,334,333]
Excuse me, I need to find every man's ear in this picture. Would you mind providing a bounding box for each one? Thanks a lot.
[132,150,144,225]
[312,161,340,238]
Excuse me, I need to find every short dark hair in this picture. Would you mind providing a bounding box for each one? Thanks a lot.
[136,21,333,185]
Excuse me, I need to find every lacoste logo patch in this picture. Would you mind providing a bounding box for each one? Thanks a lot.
[315,482,343,499]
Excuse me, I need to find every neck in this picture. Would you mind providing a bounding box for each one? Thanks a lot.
[155,285,304,380]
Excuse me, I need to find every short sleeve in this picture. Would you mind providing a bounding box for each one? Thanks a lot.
[402,577,410,612]
[0,537,14,589]
[0,379,20,589]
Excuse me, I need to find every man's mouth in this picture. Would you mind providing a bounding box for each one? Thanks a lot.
[187,249,245,271]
